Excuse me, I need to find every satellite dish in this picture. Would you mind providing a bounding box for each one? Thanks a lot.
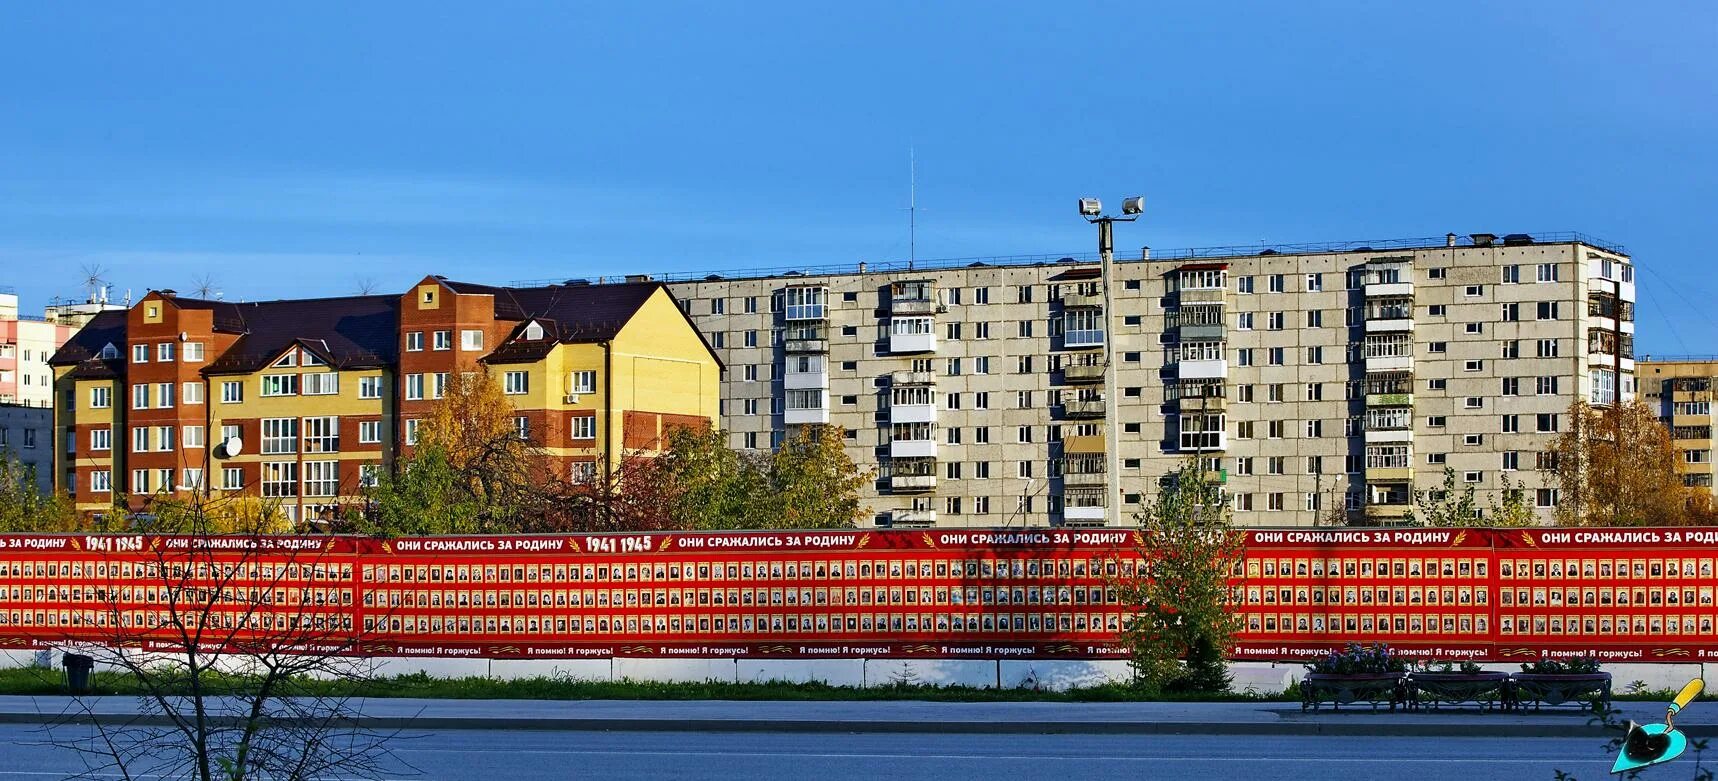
[219,436,243,458]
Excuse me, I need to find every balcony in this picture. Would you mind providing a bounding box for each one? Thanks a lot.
[889,281,940,316]
[784,368,829,390]
[1062,505,1108,525]
[1673,425,1712,442]
[1063,330,1105,350]
[1364,503,1415,524]
[1364,429,1413,444]
[891,370,935,386]
[1365,355,1413,374]
[1178,323,1225,341]
[1366,466,1414,482]
[890,474,937,492]
[784,406,829,425]
[889,317,937,354]
[1063,398,1106,418]
[1063,435,1105,454]
[1062,470,1106,487]
[785,337,828,353]
[1061,289,1104,309]
[888,509,937,527]
[1178,359,1228,380]
[1063,363,1105,383]
[1178,288,1225,305]
[890,439,938,459]
[782,287,828,321]
[889,400,937,424]
[1366,281,1414,298]
[1366,316,1414,333]
[1366,392,1413,407]
[1178,395,1227,412]
[890,298,939,316]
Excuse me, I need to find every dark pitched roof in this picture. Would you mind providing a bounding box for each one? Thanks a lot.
[48,310,128,367]
[441,279,659,343]
[201,294,400,375]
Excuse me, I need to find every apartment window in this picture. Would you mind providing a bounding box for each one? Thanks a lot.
[1306,346,1323,365]
[1501,377,1521,396]
[1428,268,1447,280]
[562,370,596,396]
[1268,420,1285,439]
[1428,304,1446,316]
[261,374,298,396]
[1016,285,1033,303]
[261,418,297,454]
[1503,414,1520,433]
[1536,376,1559,395]
[1016,426,1034,444]
[1536,338,1559,358]
[1537,413,1559,433]
[1686,450,1711,465]
[261,462,298,498]
[1536,263,1560,283]
[1464,285,1483,297]
[175,382,201,406]
[131,344,149,363]
[1502,265,1520,283]
[404,418,421,445]
[571,416,597,440]
[1427,416,1447,427]
[946,358,962,376]
[1536,301,1560,320]
[945,322,962,340]
[1429,342,1447,354]
[1235,421,1254,439]
[1464,434,1483,447]
[1234,493,1254,511]
[1501,303,1520,322]
[90,471,112,493]
[84,426,112,452]
[1268,384,1284,403]
[301,417,338,453]
[1464,322,1483,335]
[150,382,172,409]
[90,387,110,409]
[1464,360,1483,372]
[974,356,991,374]
[975,427,990,444]
[131,383,149,410]
[1235,385,1254,403]
[359,420,382,444]
[1265,456,1284,475]
[1305,273,1323,292]
[431,372,448,399]
[1503,451,1520,471]
[1268,493,1284,511]
[428,330,451,350]
[1236,348,1254,367]
[157,342,174,362]
[1236,312,1253,330]
[1428,379,1447,390]
[1268,312,1284,330]
[221,424,240,446]
[1268,274,1284,293]
[406,332,424,351]
[1306,310,1323,328]
[1305,420,1323,438]
[1236,276,1254,294]
[130,469,150,494]
[183,426,205,449]
[1268,347,1285,366]
[220,467,243,491]
[405,374,424,400]
[1536,488,1559,508]
[1502,340,1520,359]
[1304,383,1322,401]
[1016,320,1035,338]
[302,372,338,396]
[1465,397,1483,409]
[503,371,529,395]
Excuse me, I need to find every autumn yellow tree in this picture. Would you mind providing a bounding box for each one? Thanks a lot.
[1545,399,1695,526]
[766,424,872,528]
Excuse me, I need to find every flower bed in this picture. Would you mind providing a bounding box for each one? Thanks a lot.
[1301,643,1410,711]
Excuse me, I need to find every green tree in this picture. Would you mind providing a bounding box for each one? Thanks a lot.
[1406,466,1482,527]
[1118,459,1245,695]
[1486,474,1537,527]
[0,455,80,532]
[361,444,487,535]
[765,425,871,529]
[653,424,869,530]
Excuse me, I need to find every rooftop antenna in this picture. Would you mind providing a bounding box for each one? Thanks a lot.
[79,263,108,304]
[193,273,220,299]
[909,146,917,271]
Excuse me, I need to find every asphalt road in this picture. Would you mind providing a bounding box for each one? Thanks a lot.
[0,725,1630,780]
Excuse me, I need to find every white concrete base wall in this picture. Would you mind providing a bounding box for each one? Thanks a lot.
[4,648,1708,695]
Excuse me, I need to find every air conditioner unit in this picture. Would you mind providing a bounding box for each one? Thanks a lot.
[563,393,582,405]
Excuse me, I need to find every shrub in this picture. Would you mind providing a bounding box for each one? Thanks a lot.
[1519,656,1602,675]
[1306,643,1408,675]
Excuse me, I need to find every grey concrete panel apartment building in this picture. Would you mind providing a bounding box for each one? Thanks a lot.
[601,232,1636,528]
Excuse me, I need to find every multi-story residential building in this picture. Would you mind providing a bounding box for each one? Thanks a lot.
[0,402,54,492]
[1638,358,1718,492]
[48,278,719,522]
[658,232,1635,528]
[0,291,78,408]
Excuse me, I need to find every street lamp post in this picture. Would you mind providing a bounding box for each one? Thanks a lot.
[1079,196,1143,526]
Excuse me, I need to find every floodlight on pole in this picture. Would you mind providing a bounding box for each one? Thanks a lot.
[1122,196,1145,215]
[1075,194,1144,527]
[1078,198,1102,217]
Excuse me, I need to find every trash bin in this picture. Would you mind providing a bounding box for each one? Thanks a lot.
[62,653,94,694]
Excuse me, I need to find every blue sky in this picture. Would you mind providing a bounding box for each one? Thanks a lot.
[1,3,1713,353]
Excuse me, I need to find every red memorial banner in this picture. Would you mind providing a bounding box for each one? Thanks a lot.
[0,527,1714,662]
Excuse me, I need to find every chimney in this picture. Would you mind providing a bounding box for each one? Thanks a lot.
[1445,233,1457,248]
[1139,246,1152,260]
[624,274,652,284]
[858,262,867,274]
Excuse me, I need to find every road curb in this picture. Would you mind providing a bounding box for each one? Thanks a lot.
[0,711,1706,738]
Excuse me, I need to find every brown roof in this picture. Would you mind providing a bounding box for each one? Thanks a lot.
[201,294,400,375]
[47,310,128,367]
[441,280,721,369]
